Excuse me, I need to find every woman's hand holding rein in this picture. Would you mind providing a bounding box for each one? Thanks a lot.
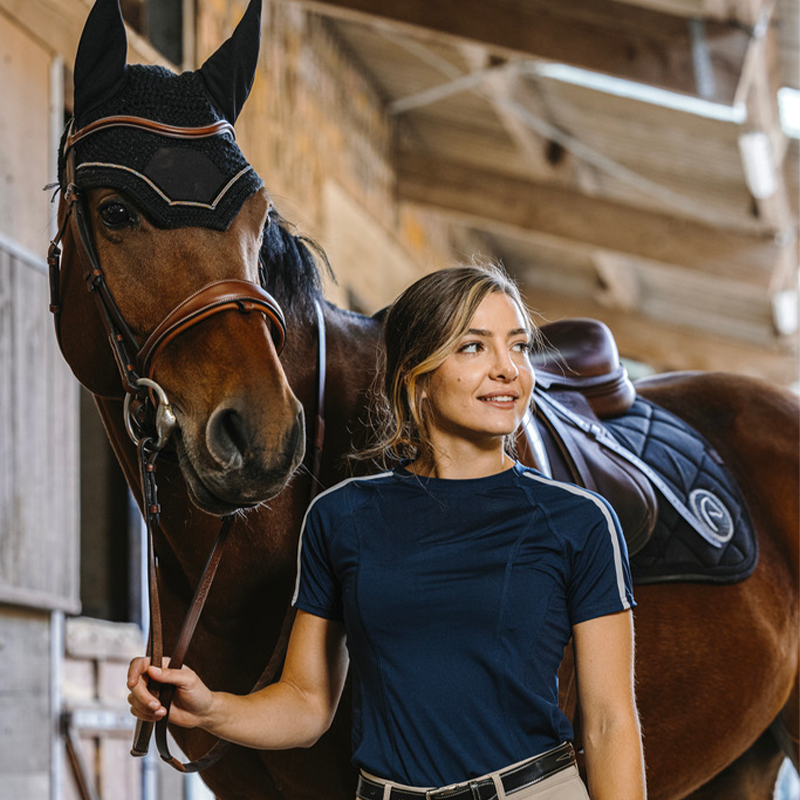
[126,612,350,752]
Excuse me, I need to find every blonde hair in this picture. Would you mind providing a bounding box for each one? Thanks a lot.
[362,260,538,466]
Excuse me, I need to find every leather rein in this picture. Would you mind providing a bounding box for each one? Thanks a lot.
[49,115,328,773]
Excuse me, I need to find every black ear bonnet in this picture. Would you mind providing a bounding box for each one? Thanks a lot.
[62,0,264,231]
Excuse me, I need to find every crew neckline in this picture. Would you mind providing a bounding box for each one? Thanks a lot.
[394,462,523,489]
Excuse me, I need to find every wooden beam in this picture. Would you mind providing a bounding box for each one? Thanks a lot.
[734,20,794,237]
[281,0,753,104]
[612,0,769,27]
[396,151,786,288]
[518,284,798,387]
[456,43,592,187]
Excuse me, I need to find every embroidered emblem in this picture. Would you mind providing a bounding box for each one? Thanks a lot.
[689,488,734,544]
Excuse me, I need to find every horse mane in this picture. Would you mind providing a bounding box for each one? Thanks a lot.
[262,206,331,320]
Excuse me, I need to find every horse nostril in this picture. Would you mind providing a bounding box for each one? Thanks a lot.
[207,407,250,468]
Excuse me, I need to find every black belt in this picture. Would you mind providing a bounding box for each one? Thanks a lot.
[356,742,576,800]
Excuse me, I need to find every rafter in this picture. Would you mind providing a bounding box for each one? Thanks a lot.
[395,151,788,287]
[518,285,797,386]
[612,0,769,27]
[281,0,754,103]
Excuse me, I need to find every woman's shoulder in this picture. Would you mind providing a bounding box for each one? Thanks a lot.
[513,464,616,520]
[307,470,398,519]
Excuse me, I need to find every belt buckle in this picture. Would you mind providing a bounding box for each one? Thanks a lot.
[424,781,463,799]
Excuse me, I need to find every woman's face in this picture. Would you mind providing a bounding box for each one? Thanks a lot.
[421,291,534,452]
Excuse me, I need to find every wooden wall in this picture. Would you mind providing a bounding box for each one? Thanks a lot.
[0,11,80,799]
[207,0,487,311]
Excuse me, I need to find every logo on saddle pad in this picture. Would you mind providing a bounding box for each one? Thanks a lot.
[689,489,734,544]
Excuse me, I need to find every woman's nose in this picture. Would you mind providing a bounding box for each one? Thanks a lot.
[491,349,519,380]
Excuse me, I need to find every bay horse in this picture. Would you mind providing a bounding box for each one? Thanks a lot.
[51,1,798,798]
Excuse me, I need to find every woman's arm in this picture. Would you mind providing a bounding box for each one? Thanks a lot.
[572,609,646,800]
[127,610,348,750]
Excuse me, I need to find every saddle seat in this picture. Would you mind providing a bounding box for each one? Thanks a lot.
[519,318,658,555]
[534,317,635,418]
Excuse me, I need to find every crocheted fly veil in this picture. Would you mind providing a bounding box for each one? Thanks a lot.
[62,0,264,230]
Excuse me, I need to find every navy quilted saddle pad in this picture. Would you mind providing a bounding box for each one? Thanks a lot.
[603,397,757,585]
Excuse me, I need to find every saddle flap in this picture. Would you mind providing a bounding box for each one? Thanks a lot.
[533,390,658,555]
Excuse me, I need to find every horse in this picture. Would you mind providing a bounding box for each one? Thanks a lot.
[51,1,798,798]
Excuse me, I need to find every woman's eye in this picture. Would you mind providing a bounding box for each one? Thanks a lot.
[513,340,532,354]
[458,342,482,354]
[99,201,136,229]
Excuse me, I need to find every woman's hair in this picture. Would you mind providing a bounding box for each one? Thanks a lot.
[361,259,539,466]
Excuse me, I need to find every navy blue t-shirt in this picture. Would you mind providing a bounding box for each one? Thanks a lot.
[292,463,634,786]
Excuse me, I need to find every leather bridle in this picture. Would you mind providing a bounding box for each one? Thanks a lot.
[50,115,328,774]
[51,116,287,397]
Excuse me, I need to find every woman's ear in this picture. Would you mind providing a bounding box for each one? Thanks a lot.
[407,372,427,402]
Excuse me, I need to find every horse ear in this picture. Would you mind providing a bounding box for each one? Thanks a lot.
[73,0,128,120]
[197,0,262,124]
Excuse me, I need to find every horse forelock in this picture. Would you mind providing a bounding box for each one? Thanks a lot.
[61,65,263,230]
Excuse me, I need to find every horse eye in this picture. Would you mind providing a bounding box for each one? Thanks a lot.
[99,200,136,229]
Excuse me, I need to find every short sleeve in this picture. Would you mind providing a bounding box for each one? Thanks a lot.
[292,501,344,621]
[567,496,635,626]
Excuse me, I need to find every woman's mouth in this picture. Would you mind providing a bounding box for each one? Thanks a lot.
[479,394,518,407]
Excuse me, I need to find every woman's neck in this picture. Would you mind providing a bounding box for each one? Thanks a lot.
[408,443,514,480]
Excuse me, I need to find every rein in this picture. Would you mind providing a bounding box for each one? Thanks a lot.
[50,114,329,773]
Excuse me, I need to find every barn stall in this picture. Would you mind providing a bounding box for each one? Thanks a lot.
[0,0,796,797]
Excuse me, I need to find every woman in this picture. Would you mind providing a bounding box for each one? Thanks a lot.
[128,262,646,799]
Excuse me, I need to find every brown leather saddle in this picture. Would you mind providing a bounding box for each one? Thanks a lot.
[516,318,658,556]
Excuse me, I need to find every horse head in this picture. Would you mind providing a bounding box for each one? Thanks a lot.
[52,0,307,515]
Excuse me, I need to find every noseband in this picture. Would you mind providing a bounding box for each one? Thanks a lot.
[49,115,287,404]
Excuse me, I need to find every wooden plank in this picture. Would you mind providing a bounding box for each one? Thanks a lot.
[395,151,786,288]
[0,12,52,255]
[65,617,142,662]
[0,238,80,611]
[0,609,52,783]
[520,284,797,386]
[0,0,175,69]
[282,0,752,103]
[0,248,16,596]
[613,0,768,26]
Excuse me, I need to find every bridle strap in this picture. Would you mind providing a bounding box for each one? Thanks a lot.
[310,300,327,498]
[65,116,235,155]
[130,440,236,772]
[71,189,144,390]
[138,279,286,379]
[154,515,236,772]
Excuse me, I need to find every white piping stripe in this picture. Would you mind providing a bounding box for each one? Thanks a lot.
[521,471,631,611]
[75,162,253,209]
[291,472,394,607]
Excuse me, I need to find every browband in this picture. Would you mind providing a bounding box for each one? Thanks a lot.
[65,115,236,157]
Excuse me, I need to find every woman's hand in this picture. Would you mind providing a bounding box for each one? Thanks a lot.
[127,657,215,729]
[124,612,349,750]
